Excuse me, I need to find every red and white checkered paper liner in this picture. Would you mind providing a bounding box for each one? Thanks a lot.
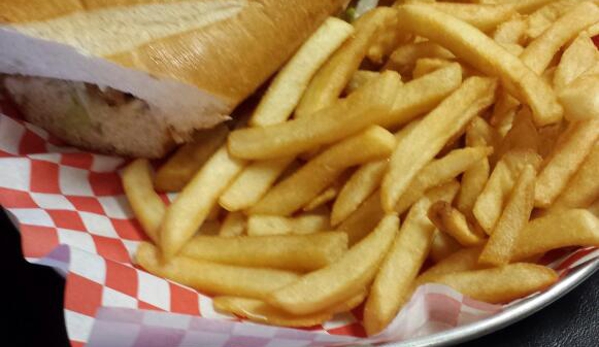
[2,110,598,347]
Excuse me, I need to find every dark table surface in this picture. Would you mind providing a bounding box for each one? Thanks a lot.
[4,209,598,347]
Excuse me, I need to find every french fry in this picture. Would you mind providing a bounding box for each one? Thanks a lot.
[384,41,455,77]
[367,12,411,65]
[213,289,367,328]
[587,200,599,218]
[160,146,246,259]
[416,246,485,287]
[135,242,300,300]
[585,63,599,77]
[249,17,354,127]
[181,232,347,272]
[538,122,566,159]
[411,58,454,79]
[219,156,294,212]
[457,156,490,218]
[228,71,401,160]
[268,215,399,315]
[346,70,382,94]
[364,182,459,335]
[534,119,599,207]
[493,16,527,44]
[229,65,463,160]
[328,287,369,314]
[456,118,496,217]
[154,125,229,192]
[584,21,599,37]
[122,159,165,244]
[551,144,599,211]
[213,296,333,328]
[219,212,246,238]
[384,63,463,128]
[382,76,496,212]
[246,212,330,236]
[473,150,542,234]
[524,0,580,40]
[428,201,486,247]
[395,146,493,214]
[479,165,536,266]
[250,126,396,216]
[331,120,421,226]
[303,188,336,211]
[438,127,466,159]
[519,2,599,75]
[553,35,599,90]
[499,42,525,57]
[511,0,557,14]
[559,75,599,122]
[493,107,540,162]
[429,230,463,263]
[468,116,502,150]
[336,191,386,246]
[425,263,558,304]
[512,209,599,261]
[304,171,352,212]
[489,89,517,131]
[331,161,387,226]
[546,58,573,86]
[397,4,563,126]
[419,3,518,32]
[295,7,397,118]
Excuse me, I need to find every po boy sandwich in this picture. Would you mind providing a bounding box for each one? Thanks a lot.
[0,0,347,157]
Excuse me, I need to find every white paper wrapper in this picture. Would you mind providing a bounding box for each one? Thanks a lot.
[1,111,597,347]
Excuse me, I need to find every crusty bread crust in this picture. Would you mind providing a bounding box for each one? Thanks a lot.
[108,0,348,105]
[2,0,346,106]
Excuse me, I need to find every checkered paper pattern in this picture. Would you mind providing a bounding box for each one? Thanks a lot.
[1,109,598,347]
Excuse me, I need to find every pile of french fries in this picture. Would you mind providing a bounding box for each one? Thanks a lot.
[123,0,599,336]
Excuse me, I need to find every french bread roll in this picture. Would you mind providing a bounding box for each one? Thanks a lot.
[0,0,348,157]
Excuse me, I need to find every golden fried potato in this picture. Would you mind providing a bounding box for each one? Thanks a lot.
[428,201,486,247]
[426,263,558,303]
[364,181,459,336]
[534,119,599,207]
[512,209,599,261]
[268,215,399,315]
[122,159,165,244]
[397,4,563,125]
[160,146,246,259]
[136,242,300,300]
[250,125,395,215]
[551,143,599,211]
[228,71,400,160]
[296,8,398,118]
[154,125,228,192]
[473,150,542,234]
[382,76,496,212]
[181,232,347,272]
[246,211,330,236]
[479,165,536,266]
[250,18,354,126]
